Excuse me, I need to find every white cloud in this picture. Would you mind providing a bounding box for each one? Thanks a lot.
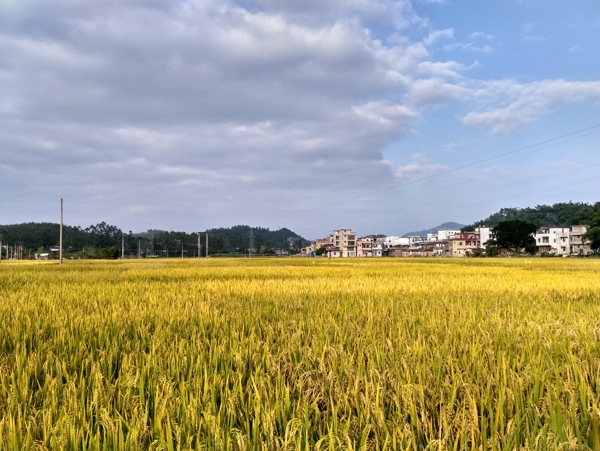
[417,60,465,79]
[469,31,494,40]
[443,42,493,54]
[394,154,453,180]
[406,78,468,107]
[423,28,454,46]
[463,79,600,133]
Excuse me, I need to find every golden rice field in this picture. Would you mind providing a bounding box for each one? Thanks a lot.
[1,258,600,450]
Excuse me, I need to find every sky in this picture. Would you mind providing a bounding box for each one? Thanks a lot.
[1,0,599,239]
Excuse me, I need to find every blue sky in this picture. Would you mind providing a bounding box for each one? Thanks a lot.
[1,0,599,239]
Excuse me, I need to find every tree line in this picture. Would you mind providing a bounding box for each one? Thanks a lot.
[0,222,309,259]
[465,201,600,229]
[462,202,600,255]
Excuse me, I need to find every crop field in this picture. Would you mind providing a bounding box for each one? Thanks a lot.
[1,258,600,450]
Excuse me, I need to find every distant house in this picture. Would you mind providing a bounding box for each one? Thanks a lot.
[448,232,482,257]
[570,225,591,256]
[534,226,570,256]
[332,229,357,257]
[475,226,493,247]
[388,245,410,257]
[357,237,373,257]
[323,244,341,258]
[433,240,449,257]
[372,238,384,257]
[302,238,330,256]
[437,229,461,241]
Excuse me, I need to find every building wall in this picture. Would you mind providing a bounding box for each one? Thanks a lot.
[332,229,357,257]
[535,227,570,255]
[449,232,482,257]
[475,227,492,247]
[437,229,461,241]
[357,237,374,257]
[570,225,591,255]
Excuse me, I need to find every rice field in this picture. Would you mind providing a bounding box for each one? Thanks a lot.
[1,257,599,450]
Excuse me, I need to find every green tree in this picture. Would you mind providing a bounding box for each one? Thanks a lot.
[99,246,119,259]
[489,220,537,254]
[584,211,600,252]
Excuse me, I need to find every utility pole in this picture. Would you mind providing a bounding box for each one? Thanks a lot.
[206,232,209,258]
[59,198,63,265]
[0,237,2,263]
[138,240,141,259]
[197,232,201,258]
[249,229,254,258]
[121,233,125,259]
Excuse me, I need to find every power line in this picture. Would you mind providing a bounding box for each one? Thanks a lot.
[271,123,600,220]
[383,161,600,215]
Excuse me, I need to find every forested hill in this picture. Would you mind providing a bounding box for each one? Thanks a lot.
[0,222,309,256]
[131,225,308,254]
[465,202,600,229]
[205,225,307,252]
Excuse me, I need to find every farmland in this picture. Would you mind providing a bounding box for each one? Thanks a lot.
[1,258,599,450]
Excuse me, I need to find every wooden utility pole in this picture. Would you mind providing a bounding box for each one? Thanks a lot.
[205,232,209,258]
[59,198,63,265]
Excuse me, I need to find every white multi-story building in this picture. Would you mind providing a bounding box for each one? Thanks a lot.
[535,226,570,256]
[332,228,357,257]
[372,238,384,257]
[437,229,461,241]
[570,225,591,256]
[475,226,493,247]
[383,236,403,250]
[357,237,373,257]
[406,236,423,245]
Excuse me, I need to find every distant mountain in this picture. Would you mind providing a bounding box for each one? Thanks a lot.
[402,222,465,238]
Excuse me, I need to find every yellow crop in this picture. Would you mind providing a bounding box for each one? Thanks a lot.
[0,258,599,450]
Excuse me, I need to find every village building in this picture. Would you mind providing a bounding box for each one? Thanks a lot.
[448,231,482,257]
[323,244,341,258]
[535,226,570,256]
[570,225,591,256]
[475,226,493,247]
[436,229,461,241]
[332,229,357,257]
[356,237,373,257]
[372,238,385,257]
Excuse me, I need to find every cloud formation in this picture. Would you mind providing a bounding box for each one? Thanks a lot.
[463,79,600,133]
[1,0,599,236]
